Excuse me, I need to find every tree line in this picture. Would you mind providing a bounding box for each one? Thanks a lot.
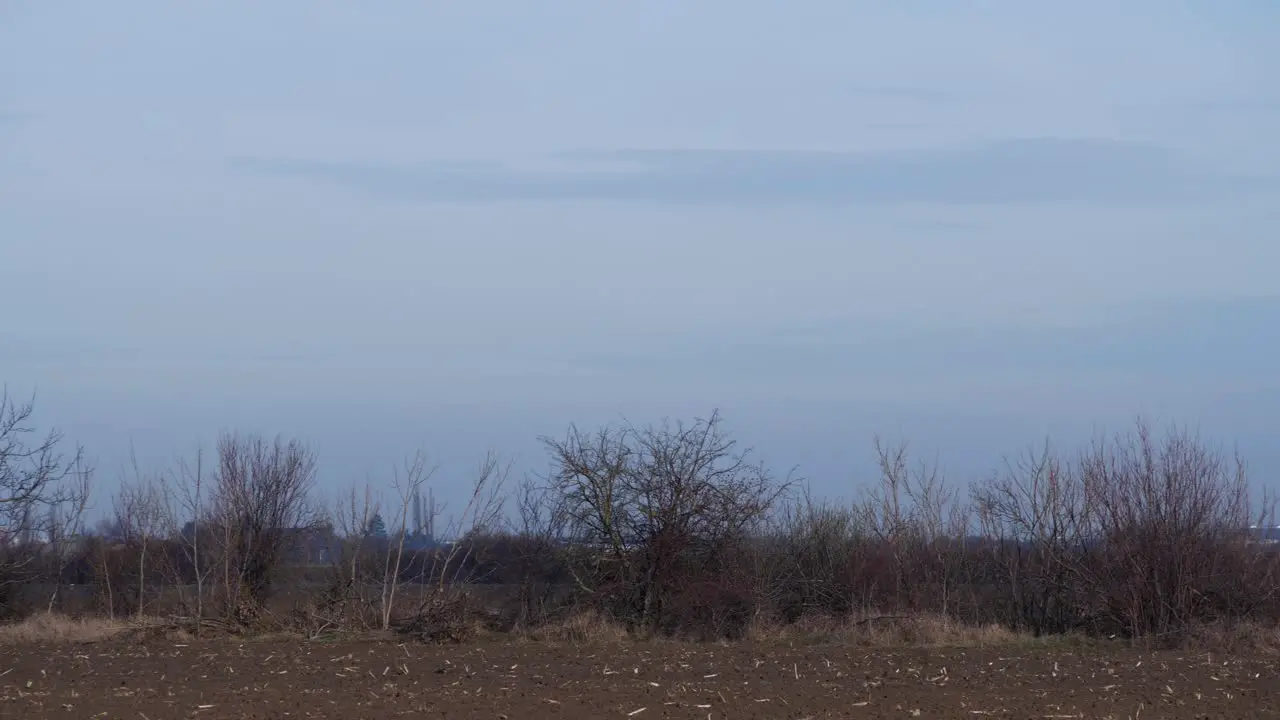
[3,389,1278,644]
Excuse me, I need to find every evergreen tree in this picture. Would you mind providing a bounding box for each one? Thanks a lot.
[365,513,388,538]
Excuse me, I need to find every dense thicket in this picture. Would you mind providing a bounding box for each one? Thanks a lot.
[5,398,1278,645]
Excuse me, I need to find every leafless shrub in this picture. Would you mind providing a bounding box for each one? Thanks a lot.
[970,421,1280,642]
[1076,421,1276,640]
[208,432,319,626]
[8,408,1278,648]
[855,438,972,615]
[773,488,867,620]
[771,438,976,629]
[309,481,383,635]
[506,473,571,629]
[397,450,509,643]
[972,440,1090,634]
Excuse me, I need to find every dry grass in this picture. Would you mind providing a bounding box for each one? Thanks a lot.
[513,610,633,644]
[0,612,166,644]
[745,612,1074,648]
[1181,620,1280,655]
[12,610,1266,656]
[850,614,1026,647]
[516,610,1049,648]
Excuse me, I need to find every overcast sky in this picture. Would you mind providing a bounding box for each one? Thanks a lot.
[2,1,1277,518]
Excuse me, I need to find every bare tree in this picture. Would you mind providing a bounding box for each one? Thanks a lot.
[160,445,217,631]
[113,454,167,618]
[443,450,510,548]
[209,432,318,625]
[379,451,435,630]
[541,410,791,629]
[0,389,92,610]
[90,515,120,619]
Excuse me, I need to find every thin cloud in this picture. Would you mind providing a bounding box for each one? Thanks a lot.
[231,137,1262,206]
[568,295,1280,379]
[846,85,971,103]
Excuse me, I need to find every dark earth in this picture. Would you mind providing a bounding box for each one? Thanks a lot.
[2,637,1278,719]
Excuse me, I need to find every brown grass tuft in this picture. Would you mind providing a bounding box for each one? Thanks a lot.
[514,610,632,644]
[850,614,1022,647]
[747,612,1072,648]
[1181,621,1280,655]
[0,613,163,644]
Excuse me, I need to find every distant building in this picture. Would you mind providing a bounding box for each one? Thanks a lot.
[412,487,437,543]
[1246,525,1280,545]
[280,526,340,566]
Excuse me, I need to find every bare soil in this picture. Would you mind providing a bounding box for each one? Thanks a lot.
[2,637,1278,719]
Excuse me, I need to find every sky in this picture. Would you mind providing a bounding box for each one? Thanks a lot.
[2,1,1278,521]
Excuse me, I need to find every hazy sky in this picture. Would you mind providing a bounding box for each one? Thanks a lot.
[2,1,1278,518]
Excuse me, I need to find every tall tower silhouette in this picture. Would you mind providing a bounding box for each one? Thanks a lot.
[427,487,435,542]
[412,488,423,536]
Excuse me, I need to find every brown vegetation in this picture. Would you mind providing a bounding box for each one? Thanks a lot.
[4,396,1280,652]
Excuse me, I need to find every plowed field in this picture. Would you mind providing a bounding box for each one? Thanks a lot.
[2,638,1277,718]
